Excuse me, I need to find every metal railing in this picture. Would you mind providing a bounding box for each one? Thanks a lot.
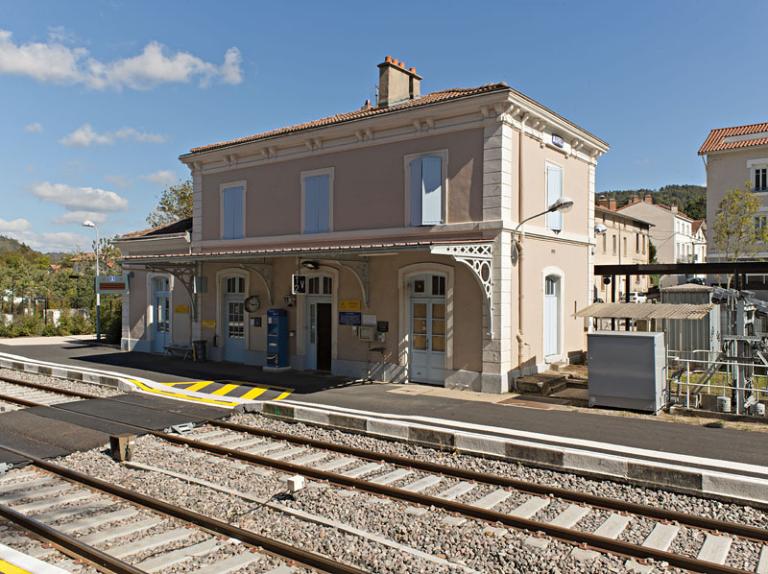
[666,352,768,416]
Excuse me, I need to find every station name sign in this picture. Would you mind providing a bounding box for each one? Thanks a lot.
[96,275,128,295]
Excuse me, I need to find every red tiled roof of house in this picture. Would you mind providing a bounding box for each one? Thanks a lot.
[187,84,510,154]
[119,217,193,240]
[699,121,768,154]
[692,219,705,234]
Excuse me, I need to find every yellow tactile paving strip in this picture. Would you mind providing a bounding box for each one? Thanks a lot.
[148,379,293,404]
[0,559,31,574]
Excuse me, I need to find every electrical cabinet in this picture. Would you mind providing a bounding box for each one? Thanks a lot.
[588,331,666,413]
[266,308,289,369]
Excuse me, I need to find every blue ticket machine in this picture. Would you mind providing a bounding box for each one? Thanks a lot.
[266,308,289,369]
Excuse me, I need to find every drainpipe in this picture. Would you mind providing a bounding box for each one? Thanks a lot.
[516,113,529,370]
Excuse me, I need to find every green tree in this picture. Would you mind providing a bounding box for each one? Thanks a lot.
[713,184,768,262]
[146,180,193,227]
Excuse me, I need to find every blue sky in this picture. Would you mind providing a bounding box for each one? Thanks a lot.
[0,0,765,252]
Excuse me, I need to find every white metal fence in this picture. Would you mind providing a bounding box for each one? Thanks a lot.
[667,351,768,416]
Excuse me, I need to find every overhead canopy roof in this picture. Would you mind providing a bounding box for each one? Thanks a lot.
[576,302,713,321]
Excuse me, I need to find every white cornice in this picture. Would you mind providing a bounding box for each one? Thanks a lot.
[181,89,608,174]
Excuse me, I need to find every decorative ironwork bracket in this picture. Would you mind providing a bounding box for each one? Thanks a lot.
[142,263,199,321]
[241,263,273,306]
[337,258,370,308]
[430,243,494,336]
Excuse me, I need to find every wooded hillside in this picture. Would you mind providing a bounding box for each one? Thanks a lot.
[598,184,706,220]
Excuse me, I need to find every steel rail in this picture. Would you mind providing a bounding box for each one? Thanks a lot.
[0,443,367,574]
[155,429,757,574]
[1,376,764,573]
[0,499,146,574]
[0,374,102,399]
[212,419,768,543]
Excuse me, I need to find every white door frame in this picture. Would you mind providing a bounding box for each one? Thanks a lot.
[215,268,250,353]
[542,266,565,363]
[145,273,173,351]
[398,263,454,381]
[296,266,339,367]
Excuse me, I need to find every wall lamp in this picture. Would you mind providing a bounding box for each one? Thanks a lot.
[301,260,321,270]
[511,197,575,264]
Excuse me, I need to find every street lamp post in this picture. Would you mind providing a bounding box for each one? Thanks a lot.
[82,220,101,342]
[512,197,574,367]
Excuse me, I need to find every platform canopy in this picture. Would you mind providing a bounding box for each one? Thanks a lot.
[576,302,713,321]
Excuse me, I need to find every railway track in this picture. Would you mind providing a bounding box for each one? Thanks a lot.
[3,373,768,573]
[166,422,768,574]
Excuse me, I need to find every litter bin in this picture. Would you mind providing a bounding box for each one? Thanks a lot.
[192,339,207,362]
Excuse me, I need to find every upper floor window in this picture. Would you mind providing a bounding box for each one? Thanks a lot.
[635,233,640,254]
[602,234,607,254]
[754,167,767,192]
[407,152,446,226]
[302,169,333,234]
[221,183,245,240]
[612,234,617,255]
[225,276,245,294]
[546,163,563,232]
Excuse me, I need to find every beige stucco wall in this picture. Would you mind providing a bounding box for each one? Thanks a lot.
[517,236,590,369]
[199,129,485,241]
[706,145,768,259]
[190,253,483,375]
[593,209,650,300]
[518,138,591,235]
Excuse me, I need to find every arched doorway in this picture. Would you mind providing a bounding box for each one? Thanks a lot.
[544,274,561,359]
[305,275,333,371]
[150,276,171,354]
[222,275,246,362]
[408,273,447,384]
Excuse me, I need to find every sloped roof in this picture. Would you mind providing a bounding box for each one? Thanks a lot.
[576,302,713,320]
[692,219,705,234]
[187,85,509,154]
[699,121,768,154]
[184,82,608,156]
[595,205,653,227]
[119,217,192,240]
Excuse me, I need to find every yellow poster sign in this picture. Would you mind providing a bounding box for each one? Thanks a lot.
[339,299,361,312]
[201,319,216,329]
[174,304,190,314]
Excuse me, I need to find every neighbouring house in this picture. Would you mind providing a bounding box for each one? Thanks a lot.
[699,121,768,266]
[618,194,704,286]
[593,201,652,301]
[115,56,608,393]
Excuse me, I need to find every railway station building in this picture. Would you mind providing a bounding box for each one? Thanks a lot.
[116,57,608,393]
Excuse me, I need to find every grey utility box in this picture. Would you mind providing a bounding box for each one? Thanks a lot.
[588,331,666,413]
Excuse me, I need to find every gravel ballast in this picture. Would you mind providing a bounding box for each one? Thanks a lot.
[0,367,120,398]
[229,412,768,529]
[56,436,688,574]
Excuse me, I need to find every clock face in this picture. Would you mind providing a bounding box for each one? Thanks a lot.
[244,295,260,312]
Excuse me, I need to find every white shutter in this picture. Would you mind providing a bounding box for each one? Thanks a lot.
[421,156,443,225]
[304,174,330,233]
[222,186,243,239]
[546,165,563,231]
[409,159,422,226]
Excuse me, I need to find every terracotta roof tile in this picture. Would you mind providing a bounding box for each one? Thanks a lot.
[119,217,192,240]
[699,121,768,154]
[187,84,510,154]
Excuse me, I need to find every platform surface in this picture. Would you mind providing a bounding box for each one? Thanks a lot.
[0,394,229,463]
[1,339,767,468]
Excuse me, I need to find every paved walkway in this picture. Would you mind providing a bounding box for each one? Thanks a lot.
[1,339,766,468]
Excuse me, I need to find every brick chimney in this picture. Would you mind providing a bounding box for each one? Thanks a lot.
[377,56,422,107]
[608,197,617,210]
[644,194,653,204]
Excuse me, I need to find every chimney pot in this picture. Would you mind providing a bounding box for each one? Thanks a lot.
[377,56,421,107]
[608,198,617,210]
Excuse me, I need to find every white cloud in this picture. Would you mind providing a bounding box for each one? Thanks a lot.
[24,122,43,133]
[0,217,31,233]
[60,123,165,147]
[53,211,107,225]
[30,181,128,212]
[14,230,89,253]
[0,30,243,90]
[142,170,178,186]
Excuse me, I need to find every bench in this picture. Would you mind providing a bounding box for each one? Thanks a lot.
[165,345,193,360]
